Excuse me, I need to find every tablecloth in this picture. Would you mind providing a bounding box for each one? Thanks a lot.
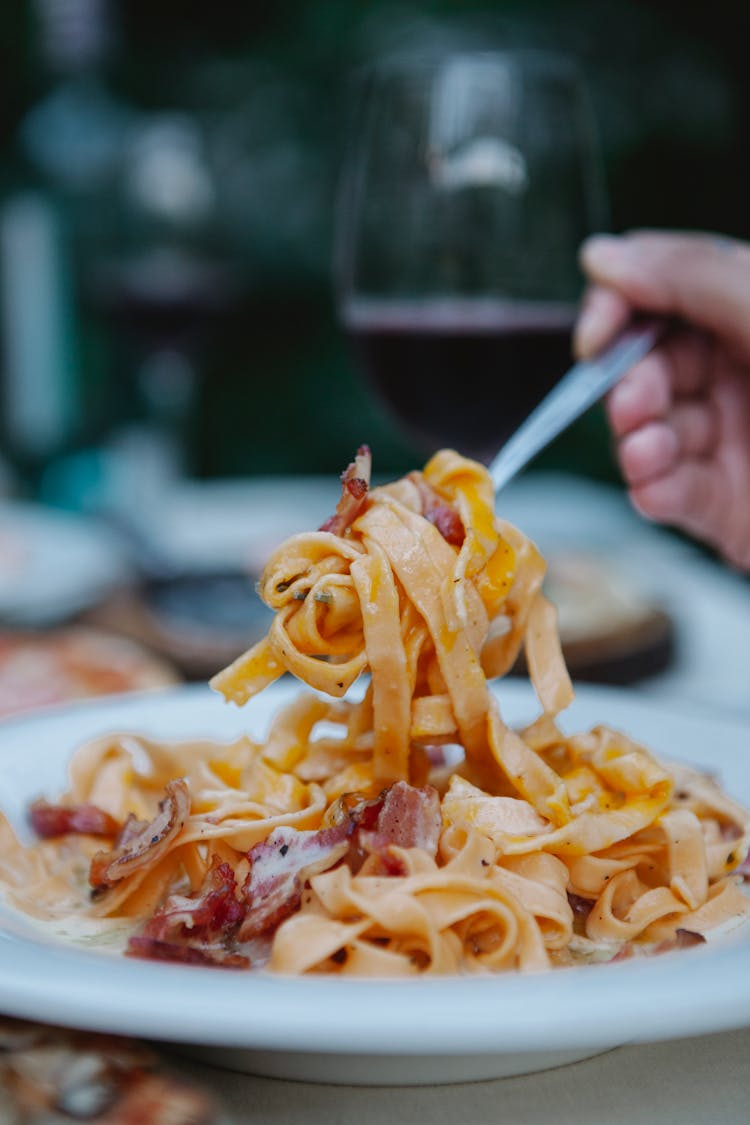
[164,1027,750,1125]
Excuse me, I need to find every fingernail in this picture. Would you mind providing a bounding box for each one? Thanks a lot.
[580,234,629,276]
[574,287,612,358]
[573,307,599,358]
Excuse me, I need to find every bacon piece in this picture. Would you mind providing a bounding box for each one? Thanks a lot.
[126,936,249,969]
[675,927,706,948]
[410,473,465,547]
[567,892,594,931]
[237,785,441,941]
[29,799,120,839]
[353,783,442,875]
[324,791,385,873]
[239,824,350,940]
[425,742,449,769]
[89,780,189,889]
[612,928,707,963]
[332,783,442,874]
[139,858,245,946]
[127,859,248,969]
[374,781,442,853]
[324,790,384,831]
[319,445,372,536]
[425,504,464,547]
[653,928,707,954]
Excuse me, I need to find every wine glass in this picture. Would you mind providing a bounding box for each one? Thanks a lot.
[335,50,607,462]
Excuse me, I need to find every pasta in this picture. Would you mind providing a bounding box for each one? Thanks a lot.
[1,449,748,975]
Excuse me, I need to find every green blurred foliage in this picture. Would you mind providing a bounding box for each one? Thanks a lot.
[1,0,748,481]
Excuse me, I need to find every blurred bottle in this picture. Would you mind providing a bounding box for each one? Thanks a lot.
[0,0,134,495]
[83,111,239,498]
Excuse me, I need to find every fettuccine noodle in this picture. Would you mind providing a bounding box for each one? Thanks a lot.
[1,450,748,974]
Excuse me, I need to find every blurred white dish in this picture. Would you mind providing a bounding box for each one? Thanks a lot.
[137,476,337,574]
[0,502,129,626]
[0,682,748,1085]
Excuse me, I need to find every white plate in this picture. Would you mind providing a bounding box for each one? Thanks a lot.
[0,501,129,626]
[138,477,337,574]
[0,682,748,1085]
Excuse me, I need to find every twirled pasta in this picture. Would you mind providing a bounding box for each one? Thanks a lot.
[1,450,748,973]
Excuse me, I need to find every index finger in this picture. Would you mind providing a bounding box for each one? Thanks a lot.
[605,328,714,437]
[580,231,750,360]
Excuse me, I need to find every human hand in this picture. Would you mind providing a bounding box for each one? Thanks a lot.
[574,231,750,571]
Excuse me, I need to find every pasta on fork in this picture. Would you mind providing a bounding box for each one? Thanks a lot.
[1,449,748,974]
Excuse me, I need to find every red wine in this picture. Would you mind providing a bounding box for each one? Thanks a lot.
[85,253,236,437]
[343,299,576,460]
[91,254,235,350]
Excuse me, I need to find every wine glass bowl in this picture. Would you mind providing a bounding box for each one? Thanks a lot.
[336,50,606,461]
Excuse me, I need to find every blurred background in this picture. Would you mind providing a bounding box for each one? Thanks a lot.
[0,0,748,711]
[1,0,749,489]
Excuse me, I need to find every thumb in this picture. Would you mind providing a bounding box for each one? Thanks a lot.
[580,231,750,360]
